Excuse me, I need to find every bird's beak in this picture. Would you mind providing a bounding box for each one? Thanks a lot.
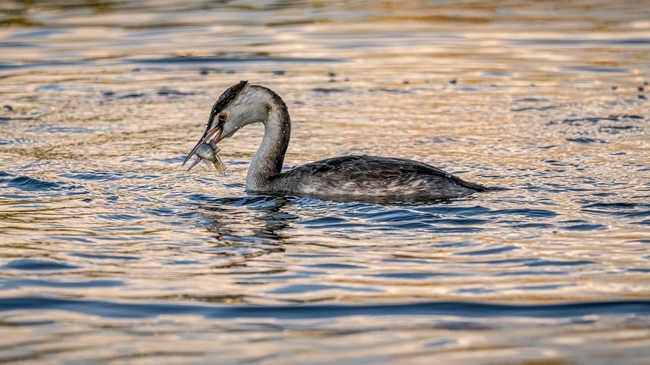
[182,124,223,167]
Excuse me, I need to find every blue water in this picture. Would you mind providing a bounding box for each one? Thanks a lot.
[3,297,650,319]
[1,0,650,363]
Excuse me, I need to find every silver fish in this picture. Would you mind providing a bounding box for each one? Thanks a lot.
[187,143,226,174]
[196,143,218,161]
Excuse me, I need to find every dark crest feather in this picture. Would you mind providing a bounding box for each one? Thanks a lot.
[209,80,248,119]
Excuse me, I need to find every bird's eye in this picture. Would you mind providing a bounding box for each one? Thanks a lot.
[218,113,227,122]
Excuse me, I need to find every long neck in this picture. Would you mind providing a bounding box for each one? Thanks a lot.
[246,87,291,192]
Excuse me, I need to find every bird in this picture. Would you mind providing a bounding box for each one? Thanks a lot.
[183,80,487,201]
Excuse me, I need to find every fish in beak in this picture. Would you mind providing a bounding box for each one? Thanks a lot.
[182,123,226,173]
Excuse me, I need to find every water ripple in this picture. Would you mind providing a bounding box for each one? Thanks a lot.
[1,297,649,319]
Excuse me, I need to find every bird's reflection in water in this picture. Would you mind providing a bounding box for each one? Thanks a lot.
[197,195,296,263]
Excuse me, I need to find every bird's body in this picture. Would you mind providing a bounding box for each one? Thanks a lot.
[259,155,484,199]
[184,80,487,201]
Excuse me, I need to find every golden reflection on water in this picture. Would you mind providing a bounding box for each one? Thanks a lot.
[1,0,650,363]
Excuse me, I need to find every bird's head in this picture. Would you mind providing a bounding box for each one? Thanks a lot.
[183,80,272,166]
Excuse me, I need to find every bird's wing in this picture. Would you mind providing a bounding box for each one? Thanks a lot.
[280,155,487,192]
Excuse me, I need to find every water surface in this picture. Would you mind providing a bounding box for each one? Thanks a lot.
[1,0,650,363]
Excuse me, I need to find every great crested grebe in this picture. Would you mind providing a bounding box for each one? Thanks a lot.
[183,80,487,200]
